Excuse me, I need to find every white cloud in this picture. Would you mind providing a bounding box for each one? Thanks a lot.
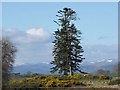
[25,28,51,43]
[26,28,49,39]
[3,28,51,44]
[14,62,25,66]
[97,59,105,62]
[3,29,118,65]
[3,28,19,37]
[3,28,53,65]
[83,45,118,63]
[90,62,95,64]
[107,59,113,62]
[4,28,16,34]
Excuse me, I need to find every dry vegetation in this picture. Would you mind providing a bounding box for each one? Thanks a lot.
[9,74,119,88]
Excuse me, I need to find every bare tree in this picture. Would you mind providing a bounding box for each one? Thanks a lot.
[0,38,17,86]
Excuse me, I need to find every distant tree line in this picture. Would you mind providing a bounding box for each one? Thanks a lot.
[96,62,120,76]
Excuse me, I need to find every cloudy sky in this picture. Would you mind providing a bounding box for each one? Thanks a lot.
[2,2,118,65]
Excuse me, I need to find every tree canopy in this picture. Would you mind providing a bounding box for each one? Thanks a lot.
[50,8,85,75]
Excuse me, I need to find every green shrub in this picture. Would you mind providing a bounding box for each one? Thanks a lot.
[70,80,86,86]
[108,78,120,85]
[60,80,72,87]
[99,75,110,80]
[45,79,57,87]
[71,74,81,79]
[45,79,72,87]
[58,75,70,80]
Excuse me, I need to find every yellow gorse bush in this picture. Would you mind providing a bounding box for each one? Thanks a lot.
[99,75,110,80]
[10,74,111,88]
[71,74,81,79]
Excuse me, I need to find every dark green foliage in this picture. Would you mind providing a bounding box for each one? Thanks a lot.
[50,8,85,75]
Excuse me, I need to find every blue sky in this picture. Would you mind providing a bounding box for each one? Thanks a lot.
[2,2,118,65]
[1,0,119,2]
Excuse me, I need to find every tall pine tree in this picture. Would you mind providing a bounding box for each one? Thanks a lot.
[50,8,85,75]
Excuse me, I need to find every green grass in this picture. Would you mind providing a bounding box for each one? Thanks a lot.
[79,79,110,87]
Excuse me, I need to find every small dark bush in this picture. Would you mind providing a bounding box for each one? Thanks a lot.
[99,75,110,80]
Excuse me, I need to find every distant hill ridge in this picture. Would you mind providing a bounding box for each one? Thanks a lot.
[14,59,117,74]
